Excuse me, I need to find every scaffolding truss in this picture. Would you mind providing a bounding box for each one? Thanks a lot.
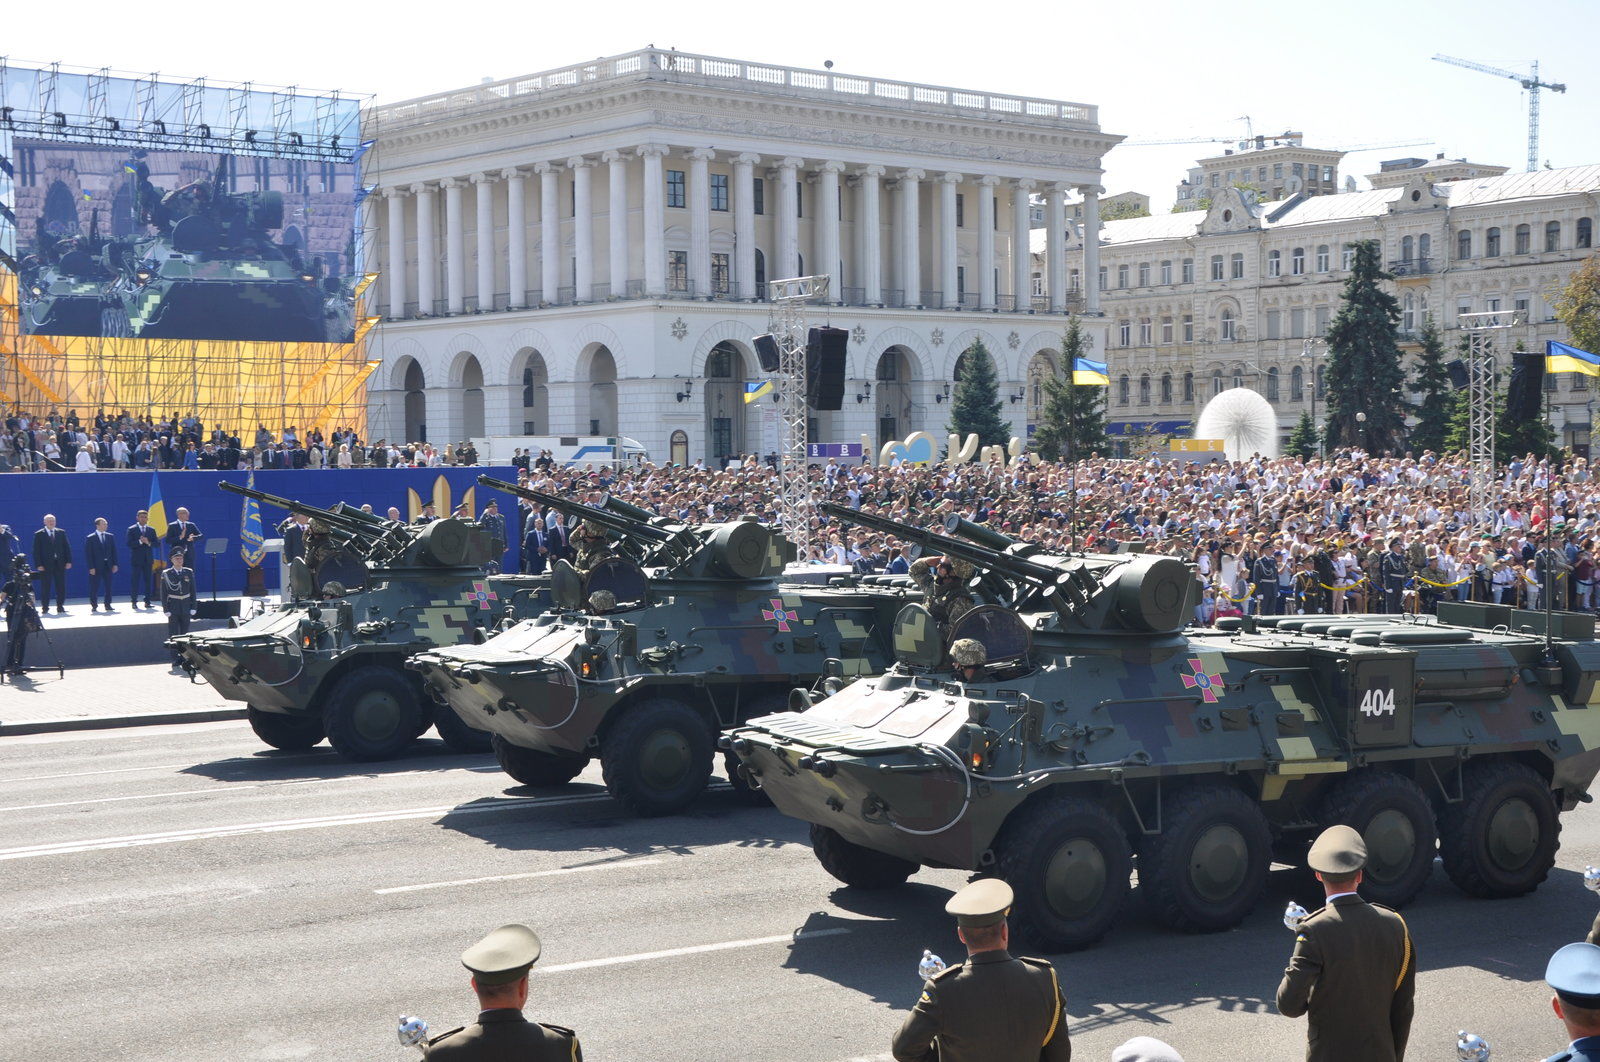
[1460,310,1524,525]
[769,275,829,562]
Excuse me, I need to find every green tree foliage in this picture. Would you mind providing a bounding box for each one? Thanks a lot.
[1286,412,1320,460]
[1100,198,1151,222]
[1324,240,1408,452]
[1554,253,1600,355]
[1441,342,1558,459]
[1033,317,1108,461]
[947,339,1010,447]
[1408,316,1453,454]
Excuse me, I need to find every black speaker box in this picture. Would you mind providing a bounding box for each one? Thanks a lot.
[1505,350,1545,422]
[806,326,848,410]
[1445,359,1469,389]
[752,333,781,373]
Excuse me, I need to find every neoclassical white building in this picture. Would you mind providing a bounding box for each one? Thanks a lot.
[361,48,1117,462]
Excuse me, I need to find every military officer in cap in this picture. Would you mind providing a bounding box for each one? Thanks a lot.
[1276,825,1415,1062]
[891,878,1071,1062]
[426,923,581,1061]
[1544,941,1600,1061]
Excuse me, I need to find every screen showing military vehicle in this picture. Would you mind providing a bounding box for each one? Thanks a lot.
[10,138,358,343]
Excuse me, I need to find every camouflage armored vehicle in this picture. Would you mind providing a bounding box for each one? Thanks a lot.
[407,477,913,816]
[169,483,547,761]
[19,213,114,336]
[725,503,1600,950]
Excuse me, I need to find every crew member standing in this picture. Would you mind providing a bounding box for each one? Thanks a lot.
[425,923,581,1061]
[160,548,196,673]
[84,517,119,613]
[32,514,72,614]
[127,509,160,609]
[1276,825,1415,1062]
[891,879,1071,1062]
[478,501,507,574]
[1542,942,1600,1062]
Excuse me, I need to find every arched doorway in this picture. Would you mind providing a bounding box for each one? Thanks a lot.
[875,346,915,448]
[43,180,80,240]
[1026,350,1059,437]
[704,341,748,468]
[670,430,689,466]
[402,359,427,442]
[517,349,549,435]
[460,354,485,439]
[586,346,618,436]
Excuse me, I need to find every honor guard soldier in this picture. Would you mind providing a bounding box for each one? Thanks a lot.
[426,923,581,1061]
[1543,942,1600,1062]
[1276,825,1416,1062]
[891,879,1071,1062]
[160,549,197,673]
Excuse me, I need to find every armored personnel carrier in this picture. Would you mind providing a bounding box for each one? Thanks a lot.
[408,477,913,816]
[169,483,547,761]
[19,214,114,336]
[725,504,1600,950]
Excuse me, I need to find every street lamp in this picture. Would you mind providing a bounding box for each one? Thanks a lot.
[1301,338,1327,457]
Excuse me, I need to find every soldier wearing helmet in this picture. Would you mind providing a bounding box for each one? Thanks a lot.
[572,520,612,574]
[950,638,987,683]
[910,554,976,632]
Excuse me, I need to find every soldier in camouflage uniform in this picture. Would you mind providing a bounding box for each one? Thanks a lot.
[571,520,612,574]
[911,554,976,632]
[950,638,987,683]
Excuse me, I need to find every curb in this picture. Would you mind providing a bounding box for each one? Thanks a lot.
[0,707,247,737]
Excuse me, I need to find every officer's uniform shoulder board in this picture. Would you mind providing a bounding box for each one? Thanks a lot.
[539,1023,578,1039]
[1371,901,1400,914]
[426,1026,466,1046]
[1542,1052,1573,1062]
[929,962,962,983]
[1018,956,1055,971]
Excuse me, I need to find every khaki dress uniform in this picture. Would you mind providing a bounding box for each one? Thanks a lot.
[427,923,582,1062]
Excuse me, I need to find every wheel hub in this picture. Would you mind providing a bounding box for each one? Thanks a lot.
[639,727,691,789]
[1364,809,1417,884]
[1486,798,1539,871]
[1042,837,1107,919]
[1189,823,1249,902]
[353,690,402,742]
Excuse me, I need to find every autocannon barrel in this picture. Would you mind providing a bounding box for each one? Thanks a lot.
[820,503,1061,587]
[219,482,407,550]
[942,514,1017,552]
[602,496,658,523]
[476,477,679,547]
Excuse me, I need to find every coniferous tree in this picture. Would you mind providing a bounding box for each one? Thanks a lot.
[1033,317,1108,461]
[1324,240,1408,452]
[1408,316,1452,454]
[947,340,1010,447]
[1286,412,1320,460]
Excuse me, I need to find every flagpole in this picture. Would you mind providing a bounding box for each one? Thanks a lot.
[1067,334,1078,555]
[1545,372,1555,662]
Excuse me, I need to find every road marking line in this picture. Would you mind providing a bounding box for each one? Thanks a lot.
[3,763,194,783]
[540,927,851,974]
[376,857,668,894]
[0,786,247,813]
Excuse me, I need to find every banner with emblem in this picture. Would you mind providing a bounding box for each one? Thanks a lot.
[240,470,267,567]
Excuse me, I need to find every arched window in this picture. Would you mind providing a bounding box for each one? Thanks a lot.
[1457,230,1472,259]
[1210,254,1224,281]
[1211,370,1224,397]
[1232,368,1244,390]
[1580,218,1594,249]
[1486,227,1501,256]
[1514,224,1531,254]
[1267,249,1281,277]
[1291,247,1305,275]
[1139,374,1151,405]
[1160,373,1173,404]
[1546,221,1562,252]
[1291,365,1304,401]
[1315,244,1331,272]
[1401,235,1414,263]
[1266,367,1280,401]
[669,430,689,466]
[1220,307,1236,342]
[1418,233,1431,262]
[1183,372,1194,402]
[754,248,766,296]
[1230,252,1245,279]
[1118,374,1131,406]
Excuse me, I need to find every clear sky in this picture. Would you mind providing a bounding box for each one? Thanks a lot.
[11,0,1599,210]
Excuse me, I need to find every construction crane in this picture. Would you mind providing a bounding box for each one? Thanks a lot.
[1431,54,1566,172]
[1123,130,1431,153]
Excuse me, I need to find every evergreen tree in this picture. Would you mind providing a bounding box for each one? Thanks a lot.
[1554,253,1600,355]
[1324,240,1408,452]
[947,340,1010,447]
[1032,318,1108,461]
[1408,316,1452,454]
[1441,341,1558,459]
[1286,412,1320,460]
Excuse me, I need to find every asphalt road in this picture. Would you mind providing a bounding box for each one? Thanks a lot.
[4,720,1599,1062]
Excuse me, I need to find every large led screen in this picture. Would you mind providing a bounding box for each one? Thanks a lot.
[11,139,357,343]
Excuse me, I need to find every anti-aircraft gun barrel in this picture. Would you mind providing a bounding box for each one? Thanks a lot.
[942,514,1017,552]
[477,476,696,566]
[602,496,659,523]
[218,481,411,561]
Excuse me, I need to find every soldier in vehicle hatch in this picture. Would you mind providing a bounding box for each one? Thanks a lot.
[571,520,612,574]
[911,554,975,632]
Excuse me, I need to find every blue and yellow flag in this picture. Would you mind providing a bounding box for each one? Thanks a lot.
[147,472,169,540]
[744,380,773,404]
[240,471,267,567]
[1546,340,1600,377]
[1072,358,1110,386]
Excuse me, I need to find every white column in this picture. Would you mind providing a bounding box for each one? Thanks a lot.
[818,161,844,301]
[857,165,884,305]
[412,182,436,316]
[569,156,594,301]
[688,147,713,298]
[977,175,998,311]
[471,172,495,311]
[1046,184,1066,313]
[938,172,962,308]
[442,177,465,314]
[1012,179,1034,311]
[639,145,667,296]
[503,168,527,309]
[898,168,924,306]
[536,162,560,304]
[776,157,803,280]
[384,188,407,318]
[604,150,629,298]
[1081,184,1102,315]
[733,153,759,299]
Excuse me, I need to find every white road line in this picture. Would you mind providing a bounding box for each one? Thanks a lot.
[0,791,615,861]
[3,763,193,783]
[540,927,851,974]
[375,857,668,894]
[0,786,247,813]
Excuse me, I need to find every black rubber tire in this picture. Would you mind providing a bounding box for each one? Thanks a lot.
[1317,770,1437,908]
[724,750,772,805]
[993,792,1132,951]
[246,706,324,751]
[601,698,715,816]
[1439,760,1559,898]
[432,703,493,754]
[1139,784,1272,932]
[810,823,917,889]
[321,666,425,761]
[492,734,588,787]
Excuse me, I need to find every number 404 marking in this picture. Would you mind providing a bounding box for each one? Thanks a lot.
[1360,688,1397,717]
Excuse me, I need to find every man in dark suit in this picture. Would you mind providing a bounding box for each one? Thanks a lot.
[84,517,119,613]
[1277,825,1415,1062]
[425,923,580,1061]
[167,507,203,556]
[282,514,308,564]
[127,509,160,608]
[32,514,71,613]
[522,518,550,575]
[544,515,568,563]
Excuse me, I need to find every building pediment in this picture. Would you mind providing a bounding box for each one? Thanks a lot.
[1197,187,1262,235]
[1386,174,1447,214]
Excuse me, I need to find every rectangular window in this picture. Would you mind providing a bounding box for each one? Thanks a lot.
[1032,272,1044,297]
[711,252,730,294]
[1342,246,1356,270]
[667,250,688,292]
[1273,163,1284,180]
[1210,255,1224,281]
[1139,318,1153,345]
[1290,308,1306,338]
[1292,162,1304,178]
[796,182,803,218]
[1486,296,1502,312]
[1118,320,1132,346]
[1069,268,1081,291]
[1231,253,1245,280]
[753,178,765,215]
[1117,264,1130,288]
[955,193,965,228]
[710,173,729,212]
[1181,258,1194,284]
[1515,294,1531,320]
[1138,262,1151,287]
[956,266,966,298]
[1210,173,1220,188]
[993,196,1000,229]
[1266,311,1281,339]
[1291,248,1305,275]
[1160,260,1173,285]
[1183,314,1194,342]
[1098,266,1108,291]
[1315,305,1330,334]
[1457,297,1474,319]
[1268,251,1281,277]
[1316,246,1330,272]
[1323,166,1334,182]
[1162,317,1174,343]
[666,170,686,209]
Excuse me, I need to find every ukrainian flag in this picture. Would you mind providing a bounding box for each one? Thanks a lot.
[744,380,773,403]
[147,472,169,541]
[240,471,267,567]
[1072,358,1110,386]
[1546,340,1600,377]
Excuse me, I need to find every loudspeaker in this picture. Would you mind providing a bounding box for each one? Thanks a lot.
[806,326,848,410]
[752,333,781,373]
[1505,350,1545,422]
[1446,359,1469,390]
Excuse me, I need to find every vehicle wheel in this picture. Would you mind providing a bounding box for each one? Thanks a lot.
[493,734,588,787]
[246,706,324,751]
[321,666,425,761]
[993,792,1132,951]
[601,698,714,816]
[1439,760,1559,898]
[433,703,493,754]
[1139,783,1272,932]
[100,305,130,338]
[1317,770,1437,908]
[810,823,917,889]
